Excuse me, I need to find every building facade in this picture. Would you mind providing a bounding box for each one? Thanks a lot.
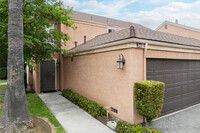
[156,20,200,40]
[30,12,200,124]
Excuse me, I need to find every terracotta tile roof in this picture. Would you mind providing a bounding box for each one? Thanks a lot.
[70,26,200,52]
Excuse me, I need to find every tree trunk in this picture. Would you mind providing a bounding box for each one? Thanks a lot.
[143,116,146,127]
[0,0,32,132]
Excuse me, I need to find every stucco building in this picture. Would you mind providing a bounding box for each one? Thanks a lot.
[156,20,200,40]
[30,11,200,124]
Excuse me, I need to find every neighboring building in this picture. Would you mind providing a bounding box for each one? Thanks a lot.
[156,20,200,40]
[30,11,200,124]
[63,11,137,50]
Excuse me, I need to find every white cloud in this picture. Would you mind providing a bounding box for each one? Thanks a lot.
[148,0,169,3]
[125,1,200,29]
[63,0,80,8]
[63,0,200,30]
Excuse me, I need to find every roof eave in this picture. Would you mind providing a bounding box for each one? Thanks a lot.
[65,37,200,57]
[156,21,200,33]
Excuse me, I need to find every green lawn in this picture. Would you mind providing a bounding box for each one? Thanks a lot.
[0,85,66,133]
[27,94,66,133]
[0,80,7,84]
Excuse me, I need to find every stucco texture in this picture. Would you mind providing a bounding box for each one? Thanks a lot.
[63,47,200,124]
[32,65,40,94]
[158,24,200,40]
[61,22,115,50]
[63,48,144,124]
[147,49,200,59]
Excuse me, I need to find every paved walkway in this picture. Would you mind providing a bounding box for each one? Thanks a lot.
[0,83,7,86]
[149,104,200,133]
[38,92,115,133]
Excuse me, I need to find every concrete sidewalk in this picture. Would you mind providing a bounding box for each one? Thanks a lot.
[38,92,115,133]
[0,83,7,86]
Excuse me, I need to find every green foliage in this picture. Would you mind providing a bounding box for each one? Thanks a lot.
[0,80,7,84]
[62,89,107,118]
[0,0,76,67]
[27,93,66,133]
[0,67,6,79]
[134,80,165,122]
[0,87,66,133]
[116,121,161,133]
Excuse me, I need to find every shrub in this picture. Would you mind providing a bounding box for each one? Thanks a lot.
[134,80,165,122]
[62,89,107,118]
[0,67,7,79]
[116,121,161,133]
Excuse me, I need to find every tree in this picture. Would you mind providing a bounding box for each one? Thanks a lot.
[0,0,75,132]
[0,0,76,67]
[0,0,32,132]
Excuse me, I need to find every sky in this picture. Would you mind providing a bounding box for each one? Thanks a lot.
[62,0,200,30]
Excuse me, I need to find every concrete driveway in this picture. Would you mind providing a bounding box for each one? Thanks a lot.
[149,104,200,133]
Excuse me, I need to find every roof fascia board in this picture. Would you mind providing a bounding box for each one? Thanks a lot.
[155,21,166,30]
[69,38,200,56]
[156,21,200,33]
[167,21,200,33]
[71,18,122,29]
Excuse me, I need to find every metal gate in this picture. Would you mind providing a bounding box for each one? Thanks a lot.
[40,60,55,92]
[147,59,200,116]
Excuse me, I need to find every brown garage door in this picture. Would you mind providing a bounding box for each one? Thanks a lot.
[147,59,200,116]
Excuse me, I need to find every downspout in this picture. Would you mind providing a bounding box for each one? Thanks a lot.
[143,43,148,80]
[130,26,148,81]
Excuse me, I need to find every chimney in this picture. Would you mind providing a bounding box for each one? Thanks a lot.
[75,41,77,47]
[84,36,86,44]
[130,26,136,37]
[175,19,178,24]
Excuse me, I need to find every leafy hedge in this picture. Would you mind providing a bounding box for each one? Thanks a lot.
[116,121,161,133]
[0,67,7,79]
[134,80,165,122]
[62,89,107,118]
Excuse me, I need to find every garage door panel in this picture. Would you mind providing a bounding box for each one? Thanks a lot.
[164,85,187,99]
[165,82,200,99]
[148,75,165,82]
[162,93,200,115]
[165,89,200,103]
[147,59,200,116]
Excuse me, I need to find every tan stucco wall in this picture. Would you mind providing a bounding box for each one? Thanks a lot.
[29,18,200,123]
[63,46,200,123]
[147,49,200,59]
[63,48,144,124]
[61,21,118,50]
[30,36,200,123]
[157,24,200,40]
[32,65,40,94]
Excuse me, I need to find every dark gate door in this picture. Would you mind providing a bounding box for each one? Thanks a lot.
[147,59,200,116]
[40,60,55,92]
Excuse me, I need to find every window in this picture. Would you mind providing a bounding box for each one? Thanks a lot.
[165,25,167,29]
[44,24,54,45]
